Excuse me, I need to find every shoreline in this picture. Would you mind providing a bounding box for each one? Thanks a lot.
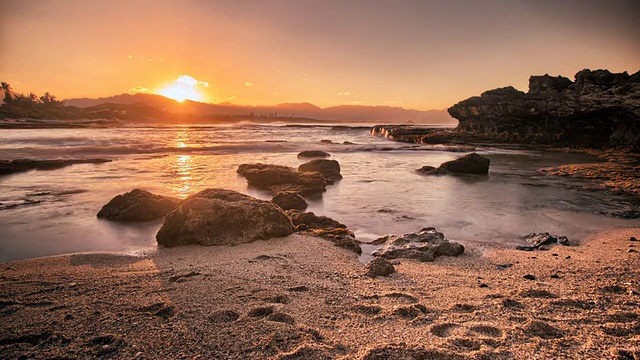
[1,228,639,359]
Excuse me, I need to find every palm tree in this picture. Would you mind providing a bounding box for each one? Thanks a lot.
[1,82,12,103]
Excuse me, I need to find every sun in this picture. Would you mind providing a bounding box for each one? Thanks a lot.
[156,75,207,102]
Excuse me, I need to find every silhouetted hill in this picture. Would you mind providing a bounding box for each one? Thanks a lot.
[64,94,456,124]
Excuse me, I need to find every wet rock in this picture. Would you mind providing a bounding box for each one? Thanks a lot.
[97,188,180,222]
[438,153,490,175]
[237,163,328,196]
[297,150,330,159]
[371,227,464,262]
[286,210,361,254]
[156,189,293,247]
[516,232,570,251]
[416,165,450,176]
[271,191,308,211]
[297,159,342,183]
[320,139,334,144]
[365,258,395,278]
[0,158,111,176]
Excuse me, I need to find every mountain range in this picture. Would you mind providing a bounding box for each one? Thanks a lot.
[64,93,456,124]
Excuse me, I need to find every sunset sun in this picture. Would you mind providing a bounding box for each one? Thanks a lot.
[156,75,208,102]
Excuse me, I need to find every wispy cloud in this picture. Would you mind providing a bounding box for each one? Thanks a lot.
[244,81,254,87]
[128,86,149,94]
[225,96,237,101]
[338,91,351,96]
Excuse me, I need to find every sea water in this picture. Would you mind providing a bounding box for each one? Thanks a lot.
[1,124,639,262]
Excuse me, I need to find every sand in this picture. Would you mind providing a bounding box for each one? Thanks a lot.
[1,229,639,359]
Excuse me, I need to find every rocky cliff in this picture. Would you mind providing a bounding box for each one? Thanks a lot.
[448,69,640,150]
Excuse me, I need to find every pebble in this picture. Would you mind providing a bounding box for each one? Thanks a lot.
[629,249,638,253]
[523,274,536,280]
[135,352,143,358]
[552,254,558,257]
[479,283,489,288]
[496,264,513,270]
[630,237,637,242]
[565,256,571,259]
[550,274,561,279]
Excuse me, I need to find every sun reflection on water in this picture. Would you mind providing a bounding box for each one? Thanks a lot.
[173,155,193,199]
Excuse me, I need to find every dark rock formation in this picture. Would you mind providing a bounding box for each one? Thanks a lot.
[417,153,490,176]
[271,191,308,211]
[97,189,179,221]
[516,232,570,251]
[0,158,112,176]
[448,69,640,150]
[297,150,330,159]
[286,210,361,254]
[372,227,464,262]
[365,258,395,277]
[237,163,327,196]
[156,189,293,247]
[297,159,342,183]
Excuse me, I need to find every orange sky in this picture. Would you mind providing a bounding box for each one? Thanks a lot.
[1,0,639,110]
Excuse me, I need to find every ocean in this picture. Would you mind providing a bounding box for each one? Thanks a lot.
[1,123,639,263]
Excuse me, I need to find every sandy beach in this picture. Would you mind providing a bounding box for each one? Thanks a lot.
[1,228,638,359]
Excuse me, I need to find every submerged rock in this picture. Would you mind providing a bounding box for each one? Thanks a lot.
[297,159,342,183]
[365,258,395,278]
[271,191,308,211]
[287,210,361,254]
[97,189,179,221]
[297,150,330,159]
[417,153,490,176]
[237,163,327,196]
[156,189,293,247]
[372,227,464,262]
[516,232,570,251]
[0,158,112,176]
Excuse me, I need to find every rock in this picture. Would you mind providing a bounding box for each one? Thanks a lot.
[156,189,293,247]
[320,140,334,144]
[343,141,356,145]
[271,191,308,211]
[0,158,112,176]
[297,159,342,183]
[297,150,330,159]
[630,237,638,242]
[523,274,536,280]
[237,163,328,196]
[448,69,640,151]
[516,232,570,251]
[416,165,449,176]
[365,258,395,277]
[285,210,361,254]
[371,227,464,262]
[438,153,490,175]
[97,189,179,221]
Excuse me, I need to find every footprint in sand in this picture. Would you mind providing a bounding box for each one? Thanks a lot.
[247,306,274,318]
[351,305,383,316]
[267,312,295,325]
[431,323,460,337]
[450,304,476,313]
[264,295,291,304]
[209,310,240,323]
[468,325,504,338]
[519,289,558,298]
[383,292,419,304]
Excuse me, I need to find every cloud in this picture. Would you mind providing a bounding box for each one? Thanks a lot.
[338,91,352,96]
[128,86,149,94]
[225,96,237,101]
[244,81,254,87]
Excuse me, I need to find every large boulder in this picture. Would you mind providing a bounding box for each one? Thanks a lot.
[271,191,308,211]
[438,153,490,175]
[237,163,327,196]
[156,189,293,247]
[97,189,179,221]
[297,159,342,183]
[372,227,464,262]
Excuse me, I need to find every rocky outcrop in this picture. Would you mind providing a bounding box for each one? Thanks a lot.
[156,189,293,247]
[97,189,179,221]
[448,69,640,150]
[286,210,361,254]
[0,158,112,176]
[417,153,490,176]
[372,227,464,262]
[297,150,330,159]
[516,232,570,251]
[237,163,327,196]
[297,159,342,183]
[271,191,308,211]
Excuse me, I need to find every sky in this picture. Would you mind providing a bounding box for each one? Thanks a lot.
[1,0,639,110]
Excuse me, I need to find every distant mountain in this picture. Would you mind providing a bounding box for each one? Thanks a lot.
[64,94,456,124]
